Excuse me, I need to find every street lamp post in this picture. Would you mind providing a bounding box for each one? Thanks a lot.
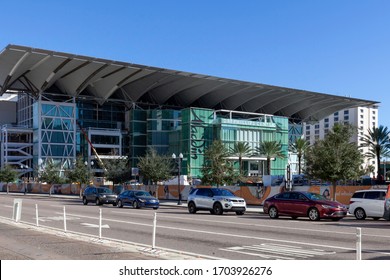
[172,153,183,205]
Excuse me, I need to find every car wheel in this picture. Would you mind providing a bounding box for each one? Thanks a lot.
[95,198,101,206]
[117,200,123,208]
[188,202,197,214]
[133,201,139,209]
[308,207,320,221]
[236,211,245,215]
[82,197,88,205]
[354,208,366,220]
[213,202,223,215]
[268,206,279,219]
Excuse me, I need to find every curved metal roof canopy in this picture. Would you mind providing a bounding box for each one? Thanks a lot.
[0,44,378,122]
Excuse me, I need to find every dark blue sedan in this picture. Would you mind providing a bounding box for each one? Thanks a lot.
[116,190,159,209]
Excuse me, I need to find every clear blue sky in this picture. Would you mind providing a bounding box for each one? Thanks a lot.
[1,0,389,128]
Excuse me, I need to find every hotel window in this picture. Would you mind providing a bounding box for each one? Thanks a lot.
[315,130,319,135]
[324,118,329,123]
[344,110,349,115]
[344,115,349,120]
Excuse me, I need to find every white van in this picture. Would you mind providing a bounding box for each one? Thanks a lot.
[348,189,387,220]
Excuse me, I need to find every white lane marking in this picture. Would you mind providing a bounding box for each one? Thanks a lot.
[221,243,336,260]
[81,223,110,228]
[109,210,390,239]
[37,216,81,222]
[220,247,294,260]
[65,212,355,252]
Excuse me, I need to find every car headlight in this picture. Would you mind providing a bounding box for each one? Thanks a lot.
[223,198,231,202]
[321,204,333,209]
[100,195,106,198]
[139,199,145,203]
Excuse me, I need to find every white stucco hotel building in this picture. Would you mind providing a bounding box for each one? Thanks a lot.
[304,106,379,176]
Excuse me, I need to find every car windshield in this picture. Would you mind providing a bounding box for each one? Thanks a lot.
[305,192,327,201]
[97,188,113,194]
[135,191,152,197]
[210,188,235,197]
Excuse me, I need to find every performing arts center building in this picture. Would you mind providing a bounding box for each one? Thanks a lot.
[0,45,379,181]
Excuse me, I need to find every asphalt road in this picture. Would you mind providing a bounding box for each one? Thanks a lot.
[1,193,390,260]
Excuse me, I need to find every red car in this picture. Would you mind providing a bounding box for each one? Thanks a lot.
[263,191,347,221]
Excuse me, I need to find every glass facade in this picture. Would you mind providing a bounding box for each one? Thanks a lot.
[182,108,215,178]
[33,99,76,174]
[13,93,292,179]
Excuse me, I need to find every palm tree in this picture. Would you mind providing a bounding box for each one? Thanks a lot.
[230,142,253,175]
[255,141,286,175]
[361,125,390,178]
[201,140,238,186]
[290,138,310,175]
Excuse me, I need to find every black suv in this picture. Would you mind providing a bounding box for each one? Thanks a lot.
[82,186,117,206]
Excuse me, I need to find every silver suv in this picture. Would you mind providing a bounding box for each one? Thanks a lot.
[187,187,246,215]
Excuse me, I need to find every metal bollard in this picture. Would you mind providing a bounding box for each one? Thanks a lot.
[35,204,39,227]
[63,206,67,232]
[152,212,157,249]
[99,208,102,239]
[356,227,362,260]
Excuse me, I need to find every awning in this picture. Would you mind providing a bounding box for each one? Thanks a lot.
[0,44,378,122]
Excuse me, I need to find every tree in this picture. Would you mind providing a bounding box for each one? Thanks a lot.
[0,164,18,193]
[289,138,310,174]
[103,157,132,184]
[361,125,390,178]
[201,140,238,186]
[137,147,172,187]
[39,159,65,185]
[305,123,363,201]
[230,141,252,176]
[255,141,286,175]
[66,156,91,185]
